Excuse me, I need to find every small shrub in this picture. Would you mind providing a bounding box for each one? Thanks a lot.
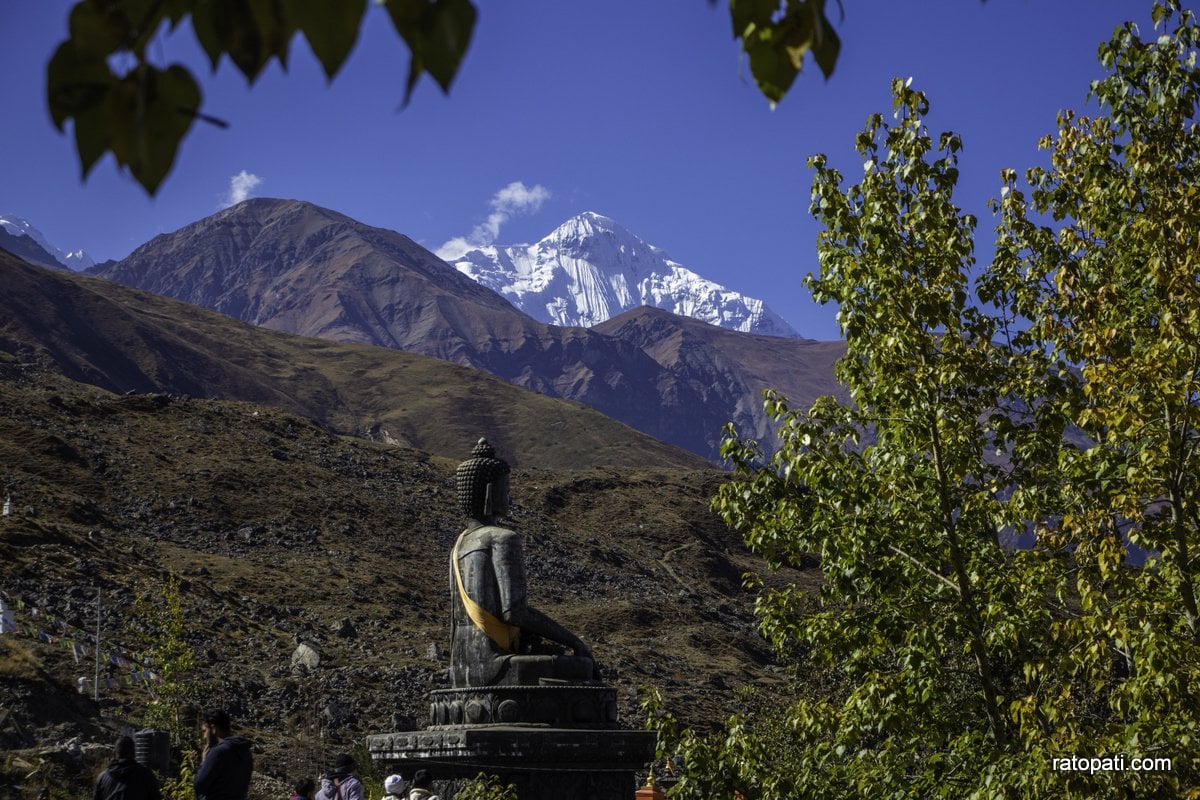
[454,773,517,800]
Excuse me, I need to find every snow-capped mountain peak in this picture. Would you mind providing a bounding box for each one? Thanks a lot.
[0,215,94,270]
[538,211,669,268]
[449,212,800,338]
[544,211,642,248]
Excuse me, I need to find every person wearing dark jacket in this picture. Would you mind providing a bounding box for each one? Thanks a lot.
[93,736,161,800]
[194,709,254,800]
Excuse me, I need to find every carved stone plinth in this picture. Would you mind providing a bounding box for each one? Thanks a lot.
[427,684,619,728]
[367,724,656,800]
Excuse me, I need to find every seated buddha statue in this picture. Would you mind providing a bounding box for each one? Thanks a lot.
[449,438,600,688]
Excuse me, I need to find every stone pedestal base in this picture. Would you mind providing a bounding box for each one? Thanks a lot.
[427,684,618,728]
[367,725,656,800]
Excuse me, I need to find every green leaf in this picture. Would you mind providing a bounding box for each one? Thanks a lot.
[735,1,842,104]
[744,29,800,105]
[729,0,777,39]
[190,0,292,82]
[46,40,115,131]
[811,5,840,79]
[105,64,202,194]
[74,101,113,179]
[779,6,816,71]
[284,0,367,80]
[385,0,478,105]
[123,0,173,55]
[163,0,197,28]
[67,1,128,59]
[189,0,228,70]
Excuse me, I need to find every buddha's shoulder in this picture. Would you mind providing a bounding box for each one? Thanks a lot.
[462,524,519,544]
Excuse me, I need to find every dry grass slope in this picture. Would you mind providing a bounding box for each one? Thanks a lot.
[0,358,819,793]
[0,250,707,470]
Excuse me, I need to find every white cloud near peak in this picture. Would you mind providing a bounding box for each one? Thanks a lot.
[436,181,550,261]
[493,181,551,213]
[221,170,263,208]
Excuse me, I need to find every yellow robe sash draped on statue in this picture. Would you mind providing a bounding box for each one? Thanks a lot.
[452,530,519,653]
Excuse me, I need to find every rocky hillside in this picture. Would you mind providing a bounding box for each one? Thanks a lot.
[0,359,811,792]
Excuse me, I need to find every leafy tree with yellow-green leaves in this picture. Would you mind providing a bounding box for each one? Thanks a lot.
[649,2,1200,797]
[985,0,1200,788]
[132,570,206,748]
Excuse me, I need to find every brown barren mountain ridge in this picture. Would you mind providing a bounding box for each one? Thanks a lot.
[0,251,706,471]
[91,198,847,459]
[593,306,847,443]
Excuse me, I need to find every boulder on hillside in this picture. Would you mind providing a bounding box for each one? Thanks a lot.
[291,642,320,674]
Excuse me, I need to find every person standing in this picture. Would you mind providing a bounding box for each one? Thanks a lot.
[405,771,438,800]
[312,778,337,800]
[194,709,253,800]
[381,775,406,800]
[290,778,315,800]
[326,755,362,800]
[92,736,161,800]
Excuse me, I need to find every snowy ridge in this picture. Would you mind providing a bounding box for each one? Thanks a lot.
[451,212,799,337]
[0,215,94,270]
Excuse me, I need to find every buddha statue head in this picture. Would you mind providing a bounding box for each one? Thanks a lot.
[455,438,511,521]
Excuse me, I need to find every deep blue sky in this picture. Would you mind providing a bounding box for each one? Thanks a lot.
[1,1,1189,340]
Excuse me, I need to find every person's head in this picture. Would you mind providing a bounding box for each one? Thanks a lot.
[410,770,431,790]
[114,735,135,760]
[455,438,511,521]
[294,778,315,798]
[330,754,355,779]
[383,775,405,796]
[201,708,232,743]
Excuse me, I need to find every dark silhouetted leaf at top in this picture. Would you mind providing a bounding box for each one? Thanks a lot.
[47,41,117,177]
[73,96,113,179]
[122,0,175,56]
[190,0,230,69]
[67,1,128,59]
[284,0,367,80]
[745,27,800,105]
[729,0,777,38]
[734,0,842,103]
[779,6,816,71]
[116,0,166,30]
[162,0,196,27]
[385,0,477,105]
[810,5,840,79]
[191,0,293,83]
[103,64,202,194]
[46,40,113,130]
